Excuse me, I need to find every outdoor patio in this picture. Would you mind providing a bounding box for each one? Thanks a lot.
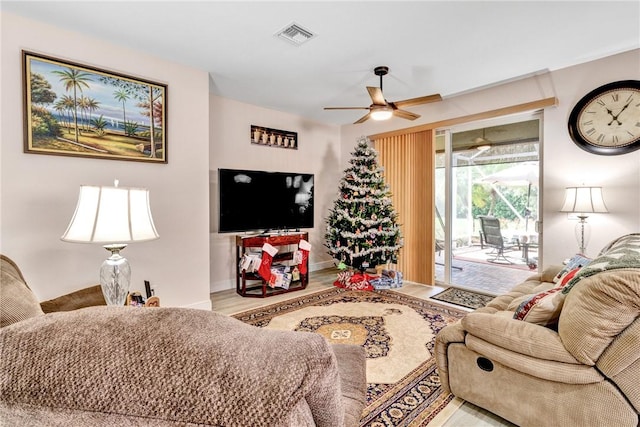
[435,244,539,295]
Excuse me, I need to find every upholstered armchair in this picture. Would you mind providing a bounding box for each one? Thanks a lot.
[435,234,640,426]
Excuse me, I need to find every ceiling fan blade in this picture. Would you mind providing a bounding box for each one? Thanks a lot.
[324,106,370,110]
[366,87,387,105]
[354,113,371,124]
[393,93,442,109]
[393,109,421,121]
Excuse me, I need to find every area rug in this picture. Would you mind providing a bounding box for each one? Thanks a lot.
[430,287,494,310]
[232,287,467,426]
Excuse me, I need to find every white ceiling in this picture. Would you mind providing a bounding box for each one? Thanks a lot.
[3,1,639,126]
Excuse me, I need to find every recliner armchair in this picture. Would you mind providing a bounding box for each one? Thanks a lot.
[435,233,640,426]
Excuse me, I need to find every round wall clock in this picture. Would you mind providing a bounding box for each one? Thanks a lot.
[568,80,640,155]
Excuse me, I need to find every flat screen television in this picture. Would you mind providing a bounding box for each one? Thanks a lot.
[218,168,314,233]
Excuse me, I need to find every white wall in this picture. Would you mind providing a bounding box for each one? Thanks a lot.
[542,50,640,261]
[341,49,640,268]
[209,95,341,293]
[1,12,212,309]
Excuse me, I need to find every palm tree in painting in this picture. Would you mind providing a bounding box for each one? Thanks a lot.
[77,96,100,133]
[85,97,100,134]
[78,96,90,132]
[53,99,68,129]
[51,68,92,143]
[113,89,130,134]
[53,95,75,130]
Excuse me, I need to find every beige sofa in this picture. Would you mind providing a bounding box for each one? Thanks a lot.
[435,233,640,426]
[0,254,367,426]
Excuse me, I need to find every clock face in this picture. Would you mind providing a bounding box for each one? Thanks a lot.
[568,80,640,155]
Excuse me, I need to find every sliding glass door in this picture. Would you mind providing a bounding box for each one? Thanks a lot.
[435,114,542,295]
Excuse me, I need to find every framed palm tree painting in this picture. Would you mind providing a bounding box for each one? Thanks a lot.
[22,51,167,163]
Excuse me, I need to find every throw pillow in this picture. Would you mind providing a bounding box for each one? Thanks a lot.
[512,267,581,326]
[553,254,592,283]
[512,287,564,326]
[0,258,45,328]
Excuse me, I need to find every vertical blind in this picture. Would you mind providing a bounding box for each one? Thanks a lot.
[373,131,435,284]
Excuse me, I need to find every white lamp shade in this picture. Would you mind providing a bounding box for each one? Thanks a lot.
[61,185,159,244]
[560,187,608,214]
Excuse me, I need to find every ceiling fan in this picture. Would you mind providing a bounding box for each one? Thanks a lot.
[324,66,442,124]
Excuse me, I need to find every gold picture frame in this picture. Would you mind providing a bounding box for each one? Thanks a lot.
[23,50,167,163]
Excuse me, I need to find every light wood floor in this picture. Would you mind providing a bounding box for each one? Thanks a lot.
[211,267,454,316]
[209,268,513,427]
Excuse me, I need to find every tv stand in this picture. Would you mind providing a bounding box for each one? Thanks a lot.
[235,232,309,298]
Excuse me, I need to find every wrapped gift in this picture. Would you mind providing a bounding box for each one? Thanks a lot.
[333,270,374,291]
[369,276,393,290]
[382,269,403,287]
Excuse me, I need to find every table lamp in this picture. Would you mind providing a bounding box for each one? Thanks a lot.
[560,186,608,255]
[61,180,159,305]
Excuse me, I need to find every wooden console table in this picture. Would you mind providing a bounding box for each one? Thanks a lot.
[236,232,309,298]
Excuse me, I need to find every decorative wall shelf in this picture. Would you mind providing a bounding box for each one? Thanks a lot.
[251,125,298,150]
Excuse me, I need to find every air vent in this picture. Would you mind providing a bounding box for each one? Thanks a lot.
[275,22,316,46]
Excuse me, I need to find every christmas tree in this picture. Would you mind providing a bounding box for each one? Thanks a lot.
[325,136,403,271]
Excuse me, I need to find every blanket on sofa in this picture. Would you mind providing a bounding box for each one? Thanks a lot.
[563,233,640,294]
[0,307,345,426]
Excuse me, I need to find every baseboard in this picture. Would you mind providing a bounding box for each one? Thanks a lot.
[182,299,213,311]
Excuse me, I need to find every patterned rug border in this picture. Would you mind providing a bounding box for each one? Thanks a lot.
[232,287,467,426]
[232,287,468,325]
[429,287,495,310]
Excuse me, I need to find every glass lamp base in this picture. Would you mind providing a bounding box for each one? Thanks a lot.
[574,216,591,255]
[100,244,131,306]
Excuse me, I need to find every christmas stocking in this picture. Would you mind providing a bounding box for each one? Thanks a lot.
[298,239,311,275]
[258,243,278,282]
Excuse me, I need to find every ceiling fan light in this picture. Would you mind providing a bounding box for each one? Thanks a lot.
[370,105,393,121]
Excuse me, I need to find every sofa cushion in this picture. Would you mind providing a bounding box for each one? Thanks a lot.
[0,255,44,328]
[559,269,640,365]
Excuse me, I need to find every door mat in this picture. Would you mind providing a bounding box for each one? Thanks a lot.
[430,287,495,310]
[233,287,467,426]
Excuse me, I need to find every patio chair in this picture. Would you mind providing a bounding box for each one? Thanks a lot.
[477,216,520,264]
